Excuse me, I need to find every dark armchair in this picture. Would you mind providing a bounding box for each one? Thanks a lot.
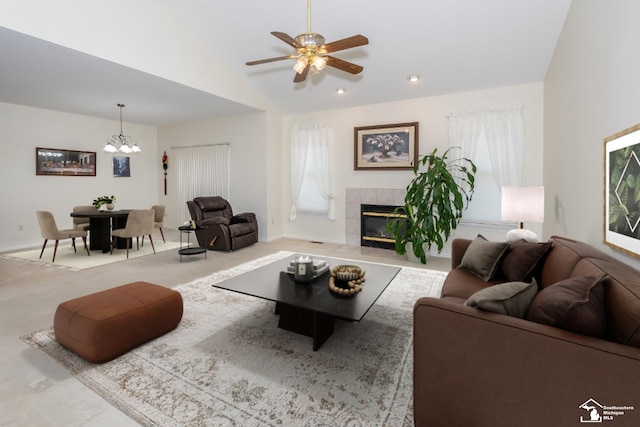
[186,196,258,251]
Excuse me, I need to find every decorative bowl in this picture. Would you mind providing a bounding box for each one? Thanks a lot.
[329,264,366,297]
[331,264,364,282]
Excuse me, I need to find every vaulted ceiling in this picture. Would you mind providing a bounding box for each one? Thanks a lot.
[0,0,572,126]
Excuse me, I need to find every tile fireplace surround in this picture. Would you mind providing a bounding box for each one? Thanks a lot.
[345,188,406,246]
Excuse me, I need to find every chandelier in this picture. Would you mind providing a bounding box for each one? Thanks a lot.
[103,103,140,154]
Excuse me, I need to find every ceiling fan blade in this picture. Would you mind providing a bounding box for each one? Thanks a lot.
[271,31,302,49]
[325,56,364,74]
[246,55,296,66]
[293,65,310,83]
[322,35,369,53]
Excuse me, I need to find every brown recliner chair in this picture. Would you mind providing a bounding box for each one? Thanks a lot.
[186,196,258,251]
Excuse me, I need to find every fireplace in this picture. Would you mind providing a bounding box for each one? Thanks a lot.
[360,204,406,250]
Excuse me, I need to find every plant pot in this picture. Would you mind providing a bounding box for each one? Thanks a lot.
[406,242,429,264]
[106,204,115,210]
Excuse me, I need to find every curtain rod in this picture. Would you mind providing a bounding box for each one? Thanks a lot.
[170,142,230,149]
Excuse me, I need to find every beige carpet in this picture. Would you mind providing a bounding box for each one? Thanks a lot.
[21,251,446,426]
[1,240,180,271]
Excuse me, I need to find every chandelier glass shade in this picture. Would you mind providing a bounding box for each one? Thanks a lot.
[103,104,140,154]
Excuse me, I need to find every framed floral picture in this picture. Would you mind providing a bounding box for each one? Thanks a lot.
[604,122,640,258]
[354,122,419,170]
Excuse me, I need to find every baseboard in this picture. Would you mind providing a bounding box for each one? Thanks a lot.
[282,233,345,245]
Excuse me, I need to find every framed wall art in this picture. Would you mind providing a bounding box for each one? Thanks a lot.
[36,147,96,176]
[604,122,640,258]
[354,122,419,170]
[113,156,131,177]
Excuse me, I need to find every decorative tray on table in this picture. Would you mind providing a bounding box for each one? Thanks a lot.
[285,258,330,279]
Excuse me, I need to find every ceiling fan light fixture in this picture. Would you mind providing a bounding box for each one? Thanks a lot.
[312,55,326,70]
[295,33,325,47]
[408,75,421,82]
[293,55,309,74]
[246,0,368,83]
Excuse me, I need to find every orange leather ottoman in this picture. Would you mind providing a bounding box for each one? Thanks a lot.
[53,281,183,363]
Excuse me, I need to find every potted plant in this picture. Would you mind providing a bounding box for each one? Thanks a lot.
[93,195,116,211]
[386,147,476,264]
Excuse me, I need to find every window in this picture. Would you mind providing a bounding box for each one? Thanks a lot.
[290,124,336,220]
[449,106,524,224]
[296,151,330,214]
[463,133,502,222]
[172,143,230,225]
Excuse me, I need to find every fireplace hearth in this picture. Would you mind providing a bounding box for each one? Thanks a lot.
[360,204,406,250]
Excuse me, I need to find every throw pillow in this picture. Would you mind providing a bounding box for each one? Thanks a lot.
[506,228,540,242]
[464,279,538,318]
[457,235,509,281]
[526,275,607,338]
[500,239,552,282]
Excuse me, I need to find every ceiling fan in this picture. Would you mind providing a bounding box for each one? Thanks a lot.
[246,0,369,83]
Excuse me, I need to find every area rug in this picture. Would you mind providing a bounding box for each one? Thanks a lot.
[1,240,180,271]
[21,251,446,426]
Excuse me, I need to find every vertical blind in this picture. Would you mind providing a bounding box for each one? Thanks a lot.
[172,143,230,225]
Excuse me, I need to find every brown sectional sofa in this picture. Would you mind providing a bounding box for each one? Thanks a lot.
[414,235,640,427]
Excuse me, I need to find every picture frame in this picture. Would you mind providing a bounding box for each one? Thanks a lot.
[354,122,419,170]
[603,122,640,259]
[35,147,96,176]
[113,156,131,177]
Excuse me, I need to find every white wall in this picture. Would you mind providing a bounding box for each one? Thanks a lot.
[0,0,272,112]
[0,83,544,254]
[544,0,640,270]
[282,83,544,247]
[0,102,158,252]
[157,112,273,241]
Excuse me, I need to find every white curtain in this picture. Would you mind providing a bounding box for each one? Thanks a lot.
[484,105,524,187]
[448,111,483,184]
[289,124,336,221]
[172,144,230,226]
[449,105,524,187]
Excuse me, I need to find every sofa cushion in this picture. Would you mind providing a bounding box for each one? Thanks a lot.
[500,239,552,282]
[526,274,607,338]
[457,235,509,281]
[464,279,538,318]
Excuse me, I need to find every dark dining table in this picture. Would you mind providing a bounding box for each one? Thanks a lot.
[70,210,131,253]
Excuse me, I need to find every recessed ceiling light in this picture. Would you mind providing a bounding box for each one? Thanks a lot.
[407,75,421,82]
[336,88,346,94]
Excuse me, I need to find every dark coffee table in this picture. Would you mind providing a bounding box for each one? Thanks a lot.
[212,254,400,350]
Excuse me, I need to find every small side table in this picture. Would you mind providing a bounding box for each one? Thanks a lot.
[178,225,207,262]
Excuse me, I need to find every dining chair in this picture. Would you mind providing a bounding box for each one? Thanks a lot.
[151,205,166,242]
[72,205,96,232]
[36,210,90,262]
[110,209,156,258]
